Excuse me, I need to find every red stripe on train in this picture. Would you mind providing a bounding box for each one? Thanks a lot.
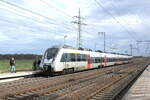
[87,55,91,68]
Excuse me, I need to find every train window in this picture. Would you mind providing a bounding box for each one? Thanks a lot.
[92,58,95,63]
[77,54,81,61]
[66,53,71,62]
[107,58,110,62]
[71,54,76,62]
[107,58,109,62]
[46,48,59,59]
[94,58,96,63]
[102,57,104,62]
[61,53,71,62]
[86,55,88,61]
[100,57,102,63]
[110,58,112,62]
[98,58,101,63]
[81,54,85,61]
[112,58,114,62]
[95,58,98,63]
[95,58,97,63]
[97,58,99,63]
[81,54,86,61]
[108,58,110,62]
[110,58,111,62]
[61,53,67,62]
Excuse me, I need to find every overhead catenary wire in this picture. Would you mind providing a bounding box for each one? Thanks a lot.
[94,0,137,41]
[0,18,76,36]
[0,0,75,31]
[0,9,74,32]
[39,0,72,18]
[39,0,78,31]
[0,19,78,43]
[38,0,82,34]
[110,0,142,55]
[110,0,140,40]
[0,6,56,26]
[0,7,76,36]
[0,0,57,23]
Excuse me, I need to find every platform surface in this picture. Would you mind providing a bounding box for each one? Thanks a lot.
[0,70,39,79]
[122,65,150,100]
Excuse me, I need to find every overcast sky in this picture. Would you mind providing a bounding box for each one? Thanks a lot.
[0,0,150,56]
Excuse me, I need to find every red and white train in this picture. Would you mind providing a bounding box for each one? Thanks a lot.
[39,45,132,73]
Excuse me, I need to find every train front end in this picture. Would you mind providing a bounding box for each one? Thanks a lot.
[39,47,59,72]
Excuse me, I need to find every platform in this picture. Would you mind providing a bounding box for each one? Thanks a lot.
[122,65,150,100]
[0,70,40,80]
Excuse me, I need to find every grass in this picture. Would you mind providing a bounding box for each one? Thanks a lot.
[0,59,34,73]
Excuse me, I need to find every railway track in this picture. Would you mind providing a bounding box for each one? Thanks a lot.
[0,59,149,100]
[89,62,148,100]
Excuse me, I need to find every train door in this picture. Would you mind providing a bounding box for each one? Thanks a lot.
[104,55,107,66]
[87,55,91,69]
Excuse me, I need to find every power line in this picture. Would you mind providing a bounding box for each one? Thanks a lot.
[39,0,72,18]
[38,0,81,35]
[0,15,78,38]
[110,0,140,40]
[0,17,75,34]
[0,6,55,25]
[94,0,137,41]
[39,0,78,31]
[0,0,74,29]
[0,19,78,42]
[0,1,75,31]
[0,0,57,23]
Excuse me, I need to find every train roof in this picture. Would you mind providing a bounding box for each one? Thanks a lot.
[48,45,132,57]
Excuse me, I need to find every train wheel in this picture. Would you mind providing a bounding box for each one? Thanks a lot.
[62,69,67,75]
[62,68,74,75]
[70,68,74,73]
[69,68,74,73]
[98,65,102,68]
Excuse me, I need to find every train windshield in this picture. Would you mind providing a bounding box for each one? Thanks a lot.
[44,48,59,59]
